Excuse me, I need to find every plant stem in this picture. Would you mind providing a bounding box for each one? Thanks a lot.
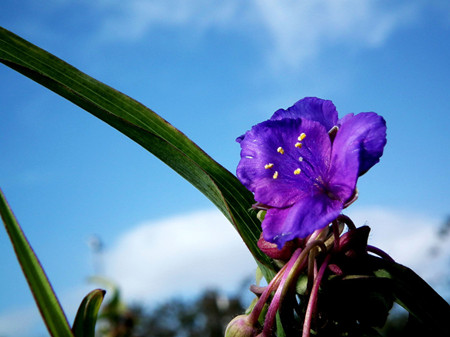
[302,254,331,337]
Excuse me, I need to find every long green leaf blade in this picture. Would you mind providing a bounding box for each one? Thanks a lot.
[0,26,274,273]
[0,188,74,337]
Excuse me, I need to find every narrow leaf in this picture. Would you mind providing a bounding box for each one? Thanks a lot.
[72,289,106,337]
[0,27,275,277]
[0,188,74,337]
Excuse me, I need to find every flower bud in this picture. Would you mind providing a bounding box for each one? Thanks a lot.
[257,233,299,261]
[225,315,260,337]
[339,225,370,256]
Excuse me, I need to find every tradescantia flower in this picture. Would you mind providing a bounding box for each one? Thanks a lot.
[237,97,386,248]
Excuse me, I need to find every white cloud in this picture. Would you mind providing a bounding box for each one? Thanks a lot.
[0,305,42,337]
[96,0,243,41]
[1,206,447,336]
[102,206,449,305]
[94,0,419,70]
[103,209,257,303]
[252,0,418,70]
[347,206,449,296]
[0,284,108,337]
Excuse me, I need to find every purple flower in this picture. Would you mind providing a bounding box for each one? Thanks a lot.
[237,97,386,248]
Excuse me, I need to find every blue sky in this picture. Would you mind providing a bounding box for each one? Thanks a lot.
[1,0,449,335]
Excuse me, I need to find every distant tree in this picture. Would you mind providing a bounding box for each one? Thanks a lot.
[96,287,248,337]
[132,289,246,337]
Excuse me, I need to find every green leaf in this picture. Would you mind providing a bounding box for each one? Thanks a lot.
[72,289,106,337]
[369,255,450,336]
[0,27,275,279]
[0,188,74,337]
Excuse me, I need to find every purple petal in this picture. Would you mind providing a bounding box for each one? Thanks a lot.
[333,112,387,177]
[262,193,343,248]
[270,97,338,131]
[236,118,331,208]
[336,113,354,128]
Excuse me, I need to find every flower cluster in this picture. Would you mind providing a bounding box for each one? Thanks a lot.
[237,97,387,248]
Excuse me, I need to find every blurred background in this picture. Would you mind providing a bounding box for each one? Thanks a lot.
[0,0,449,335]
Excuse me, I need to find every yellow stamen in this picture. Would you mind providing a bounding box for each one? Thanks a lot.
[298,133,306,141]
[264,163,274,169]
[277,147,284,154]
[299,157,303,162]
[273,171,279,179]
[295,142,302,148]
[294,168,301,175]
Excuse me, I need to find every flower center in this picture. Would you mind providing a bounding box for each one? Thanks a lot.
[265,133,308,179]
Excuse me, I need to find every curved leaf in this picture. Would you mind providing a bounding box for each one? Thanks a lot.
[0,27,275,276]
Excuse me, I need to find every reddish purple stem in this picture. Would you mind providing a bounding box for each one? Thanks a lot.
[302,254,331,337]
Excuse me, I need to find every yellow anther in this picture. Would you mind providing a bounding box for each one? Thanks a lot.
[298,157,303,162]
[295,142,302,148]
[273,171,279,179]
[264,163,274,169]
[294,168,301,175]
[298,133,306,141]
[277,147,285,154]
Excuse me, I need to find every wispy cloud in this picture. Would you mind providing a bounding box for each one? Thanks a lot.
[96,0,243,40]
[251,0,418,70]
[94,0,419,70]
